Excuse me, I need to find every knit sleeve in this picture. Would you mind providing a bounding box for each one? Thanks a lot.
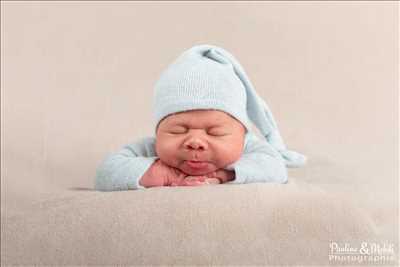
[224,132,288,184]
[94,137,159,191]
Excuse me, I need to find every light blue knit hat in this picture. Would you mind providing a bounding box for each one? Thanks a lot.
[152,44,306,168]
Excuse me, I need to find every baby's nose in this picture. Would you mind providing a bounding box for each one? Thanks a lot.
[184,138,207,151]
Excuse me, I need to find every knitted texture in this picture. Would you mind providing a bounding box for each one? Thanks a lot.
[153,46,252,131]
[152,44,306,167]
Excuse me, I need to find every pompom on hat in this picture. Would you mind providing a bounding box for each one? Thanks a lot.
[152,44,307,168]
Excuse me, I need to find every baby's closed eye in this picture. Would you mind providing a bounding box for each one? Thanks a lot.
[168,127,229,137]
[169,126,187,134]
[207,129,230,136]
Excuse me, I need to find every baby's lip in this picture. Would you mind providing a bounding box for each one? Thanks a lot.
[184,160,210,169]
[187,159,207,162]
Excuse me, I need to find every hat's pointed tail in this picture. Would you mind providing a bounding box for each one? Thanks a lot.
[197,44,307,167]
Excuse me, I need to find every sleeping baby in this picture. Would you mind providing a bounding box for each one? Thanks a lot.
[95,44,307,191]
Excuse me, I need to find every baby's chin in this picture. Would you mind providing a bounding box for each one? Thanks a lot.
[180,169,211,176]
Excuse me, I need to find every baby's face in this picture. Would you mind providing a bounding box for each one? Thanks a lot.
[155,110,246,176]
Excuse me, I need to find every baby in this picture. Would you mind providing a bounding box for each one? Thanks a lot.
[95,44,307,191]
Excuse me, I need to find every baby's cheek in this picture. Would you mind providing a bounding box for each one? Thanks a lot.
[156,140,180,166]
[215,141,244,166]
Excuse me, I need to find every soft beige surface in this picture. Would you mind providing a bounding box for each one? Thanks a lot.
[0,182,384,266]
[1,2,398,266]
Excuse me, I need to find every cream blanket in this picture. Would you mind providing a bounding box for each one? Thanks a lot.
[1,176,397,265]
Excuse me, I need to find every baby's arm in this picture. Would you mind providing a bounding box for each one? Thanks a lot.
[94,137,158,191]
[94,137,218,191]
[224,132,288,184]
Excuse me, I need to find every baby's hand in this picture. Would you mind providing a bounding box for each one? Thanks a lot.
[139,160,232,188]
[179,176,221,186]
[177,169,235,186]
[205,169,235,183]
[139,159,186,188]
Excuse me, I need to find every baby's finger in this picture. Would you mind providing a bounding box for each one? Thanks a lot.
[205,172,218,178]
[185,176,206,182]
[205,178,221,184]
[182,177,206,186]
[185,181,206,186]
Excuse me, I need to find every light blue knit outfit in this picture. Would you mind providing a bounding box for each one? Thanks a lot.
[95,44,306,191]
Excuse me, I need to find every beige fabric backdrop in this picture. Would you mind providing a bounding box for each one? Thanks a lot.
[1,0,398,246]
